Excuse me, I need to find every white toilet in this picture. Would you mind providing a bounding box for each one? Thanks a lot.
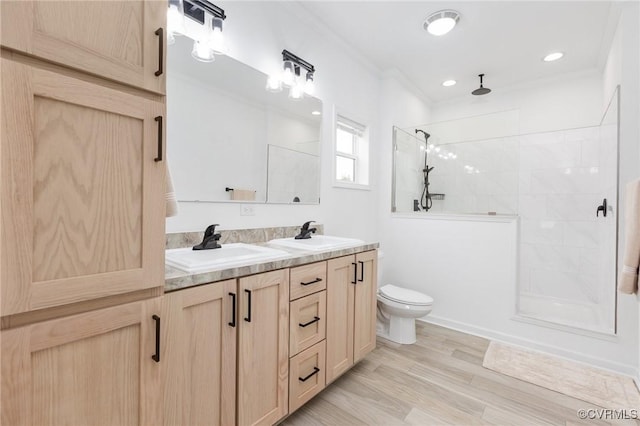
[376,251,433,344]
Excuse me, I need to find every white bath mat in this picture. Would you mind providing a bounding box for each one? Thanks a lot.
[482,341,640,409]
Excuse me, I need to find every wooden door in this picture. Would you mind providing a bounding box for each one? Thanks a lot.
[1,298,162,426]
[1,59,165,315]
[162,281,236,426]
[325,255,355,384]
[353,250,377,362]
[238,269,289,426]
[0,0,166,94]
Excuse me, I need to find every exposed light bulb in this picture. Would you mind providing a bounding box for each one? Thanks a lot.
[167,1,186,36]
[289,83,304,100]
[192,40,215,62]
[304,73,315,95]
[209,17,226,55]
[266,75,282,92]
[282,61,294,86]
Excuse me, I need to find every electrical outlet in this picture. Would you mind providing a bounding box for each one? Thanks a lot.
[240,204,255,216]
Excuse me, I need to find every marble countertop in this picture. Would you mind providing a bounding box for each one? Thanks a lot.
[165,242,379,292]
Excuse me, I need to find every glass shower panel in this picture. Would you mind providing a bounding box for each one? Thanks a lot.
[392,127,426,213]
[516,90,618,334]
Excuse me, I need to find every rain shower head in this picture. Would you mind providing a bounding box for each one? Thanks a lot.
[415,129,431,142]
[472,73,491,96]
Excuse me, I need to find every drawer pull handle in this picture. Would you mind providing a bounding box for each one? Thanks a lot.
[154,116,163,162]
[244,289,252,322]
[299,316,320,328]
[154,27,164,76]
[299,367,320,382]
[301,278,322,286]
[228,292,236,327]
[151,315,160,363]
[358,260,364,282]
[351,262,357,284]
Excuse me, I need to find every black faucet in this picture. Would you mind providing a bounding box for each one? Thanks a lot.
[295,221,317,239]
[193,224,222,250]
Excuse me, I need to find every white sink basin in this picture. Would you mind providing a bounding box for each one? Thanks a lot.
[267,235,365,252]
[165,243,291,273]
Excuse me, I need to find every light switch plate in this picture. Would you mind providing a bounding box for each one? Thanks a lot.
[240,204,255,216]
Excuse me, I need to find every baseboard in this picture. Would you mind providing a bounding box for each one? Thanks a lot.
[419,315,639,379]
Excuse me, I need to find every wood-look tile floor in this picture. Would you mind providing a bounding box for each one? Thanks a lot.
[281,322,640,426]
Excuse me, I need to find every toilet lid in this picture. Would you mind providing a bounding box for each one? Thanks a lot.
[379,284,433,306]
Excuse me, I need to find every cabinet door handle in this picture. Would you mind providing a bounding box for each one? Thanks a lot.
[154,28,164,76]
[299,367,320,382]
[154,116,163,162]
[351,262,357,284]
[358,260,364,282]
[151,315,160,363]
[228,292,236,327]
[301,278,322,286]
[244,289,252,322]
[299,316,320,328]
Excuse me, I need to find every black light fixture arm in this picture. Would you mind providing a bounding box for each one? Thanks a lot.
[182,0,226,25]
[282,50,315,74]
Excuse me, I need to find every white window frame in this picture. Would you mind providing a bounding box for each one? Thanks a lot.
[333,111,370,190]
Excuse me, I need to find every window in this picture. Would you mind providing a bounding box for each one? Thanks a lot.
[335,115,369,187]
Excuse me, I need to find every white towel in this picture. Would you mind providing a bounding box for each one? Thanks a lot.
[230,189,256,201]
[166,163,178,218]
[618,178,640,294]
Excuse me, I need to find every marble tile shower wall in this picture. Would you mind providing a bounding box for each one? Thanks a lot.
[428,137,520,214]
[518,126,616,306]
[416,125,615,307]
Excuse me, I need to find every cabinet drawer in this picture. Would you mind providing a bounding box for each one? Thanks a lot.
[290,262,327,300]
[289,340,326,413]
[290,292,326,355]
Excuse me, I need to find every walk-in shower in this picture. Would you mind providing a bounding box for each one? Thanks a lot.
[391,88,619,335]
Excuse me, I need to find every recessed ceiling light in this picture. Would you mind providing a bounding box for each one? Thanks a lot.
[442,80,456,87]
[543,52,564,62]
[311,110,321,115]
[423,10,460,36]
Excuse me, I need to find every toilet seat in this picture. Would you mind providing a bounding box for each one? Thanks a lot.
[379,284,433,306]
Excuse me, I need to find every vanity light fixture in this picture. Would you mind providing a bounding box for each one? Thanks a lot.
[423,10,460,36]
[266,50,316,99]
[167,0,186,45]
[168,0,227,61]
[543,52,564,62]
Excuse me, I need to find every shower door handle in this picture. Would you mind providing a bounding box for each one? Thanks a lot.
[596,198,607,217]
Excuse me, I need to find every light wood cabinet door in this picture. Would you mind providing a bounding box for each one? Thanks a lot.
[162,281,236,426]
[1,298,162,426]
[325,255,356,384]
[353,250,378,362]
[0,0,166,94]
[1,59,165,316]
[238,269,289,426]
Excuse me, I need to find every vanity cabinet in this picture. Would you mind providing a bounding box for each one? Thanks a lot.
[326,250,377,384]
[0,58,166,316]
[162,281,236,426]
[0,0,166,94]
[238,269,290,426]
[1,298,163,426]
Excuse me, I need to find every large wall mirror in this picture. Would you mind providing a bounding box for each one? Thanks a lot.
[167,36,322,204]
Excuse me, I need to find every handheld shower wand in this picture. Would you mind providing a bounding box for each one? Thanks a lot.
[415,129,434,211]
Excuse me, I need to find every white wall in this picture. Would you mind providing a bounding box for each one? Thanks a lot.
[378,4,639,376]
[166,1,381,241]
